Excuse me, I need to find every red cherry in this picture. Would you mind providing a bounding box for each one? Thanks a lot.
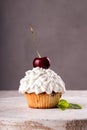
[33,57,50,69]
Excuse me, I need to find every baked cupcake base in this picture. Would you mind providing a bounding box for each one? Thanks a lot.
[24,92,62,108]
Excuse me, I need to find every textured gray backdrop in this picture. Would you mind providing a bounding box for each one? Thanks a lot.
[0,0,87,90]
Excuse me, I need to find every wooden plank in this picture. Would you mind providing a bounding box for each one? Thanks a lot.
[0,91,87,130]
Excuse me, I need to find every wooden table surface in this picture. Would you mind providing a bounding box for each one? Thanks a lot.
[0,90,87,130]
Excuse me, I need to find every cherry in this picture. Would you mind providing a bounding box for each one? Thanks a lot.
[33,57,50,69]
[30,27,50,69]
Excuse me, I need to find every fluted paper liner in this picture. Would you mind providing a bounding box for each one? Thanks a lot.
[24,92,62,108]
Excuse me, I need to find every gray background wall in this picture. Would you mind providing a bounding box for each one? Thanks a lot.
[0,0,87,90]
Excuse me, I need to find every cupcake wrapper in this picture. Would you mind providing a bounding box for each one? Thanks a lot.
[24,92,62,108]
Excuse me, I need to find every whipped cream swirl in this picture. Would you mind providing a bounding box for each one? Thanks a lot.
[19,67,65,94]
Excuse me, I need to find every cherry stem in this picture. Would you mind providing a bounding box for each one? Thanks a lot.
[30,27,41,58]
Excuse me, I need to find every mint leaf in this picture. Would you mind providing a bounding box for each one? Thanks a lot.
[57,99,70,110]
[69,103,82,109]
[57,99,82,110]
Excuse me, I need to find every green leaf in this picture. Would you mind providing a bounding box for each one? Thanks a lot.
[69,103,82,109]
[57,99,70,110]
[57,99,82,110]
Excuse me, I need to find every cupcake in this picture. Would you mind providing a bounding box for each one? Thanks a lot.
[19,27,65,108]
[19,57,65,108]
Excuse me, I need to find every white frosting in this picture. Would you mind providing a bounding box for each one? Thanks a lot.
[19,67,66,94]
